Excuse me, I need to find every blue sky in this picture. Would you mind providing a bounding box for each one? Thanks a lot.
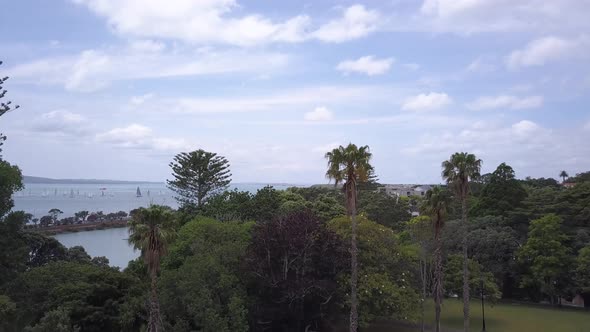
[1,0,590,183]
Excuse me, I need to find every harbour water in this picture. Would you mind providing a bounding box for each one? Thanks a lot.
[14,182,296,218]
[16,182,298,268]
[53,227,138,269]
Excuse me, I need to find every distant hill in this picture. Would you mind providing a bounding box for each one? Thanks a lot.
[23,176,162,185]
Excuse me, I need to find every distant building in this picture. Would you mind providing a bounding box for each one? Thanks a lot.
[379,184,434,197]
[562,182,576,189]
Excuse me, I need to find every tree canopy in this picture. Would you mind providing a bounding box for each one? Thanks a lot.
[167,149,232,210]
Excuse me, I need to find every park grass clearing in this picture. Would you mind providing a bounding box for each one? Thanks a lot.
[365,299,590,332]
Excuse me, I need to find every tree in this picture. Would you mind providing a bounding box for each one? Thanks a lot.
[444,254,501,302]
[74,211,88,224]
[0,160,23,218]
[421,186,452,332]
[325,143,374,332]
[201,189,254,222]
[248,211,347,331]
[250,185,283,222]
[128,205,176,332]
[442,152,481,332]
[358,190,411,230]
[406,216,433,332]
[160,217,252,332]
[7,261,142,331]
[167,149,232,211]
[48,208,63,225]
[0,60,20,156]
[517,214,571,304]
[473,163,527,218]
[328,216,420,327]
[575,246,590,299]
[559,170,569,183]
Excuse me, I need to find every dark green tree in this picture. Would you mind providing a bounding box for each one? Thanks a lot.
[250,185,282,222]
[128,205,176,332]
[328,215,420,327]
[473,163,527,218]
[0,60,20,156]
[518,214,571,304]
[160,217,252,332]
[358,190,411,229]
[0,160,23,218]
[442,152,481,332]
[167,149,232,211]
[421,186,452,332]
[201,189,254,221]
[559,170,569,183]
[325,143,374,332]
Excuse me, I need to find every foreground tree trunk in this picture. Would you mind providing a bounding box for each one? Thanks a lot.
[148,273,162,332]
[348,181,359,332]
[461,195,470,332]
[434,226,443,332]
[420,259,427,332]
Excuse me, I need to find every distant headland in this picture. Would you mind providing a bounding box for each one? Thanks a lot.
[23,175,163,185]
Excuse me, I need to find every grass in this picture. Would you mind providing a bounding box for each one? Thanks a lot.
[365,300,590,332]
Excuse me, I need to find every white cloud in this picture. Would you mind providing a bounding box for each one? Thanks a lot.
[466,56,496,73]
[417,0,590,34]
[400,119,590,179]
[506,36,588,69]
[161,85,398,114]
[8,45,289,92]
[130,93,154,105]
[336,56,393,76]
[467,95,543,110]
[72,1,380,45]
[401,92,452,111]
[32,110,89,135]
[511,120,541,137]
[72,0,312,46]
[304,107,334,121]
[311,142,342,153]
[312,5,379,42]
[95,124,191,152]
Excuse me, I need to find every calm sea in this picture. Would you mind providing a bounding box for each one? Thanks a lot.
[13,182,296,218]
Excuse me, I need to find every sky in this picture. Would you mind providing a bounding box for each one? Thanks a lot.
[1,0,590,184]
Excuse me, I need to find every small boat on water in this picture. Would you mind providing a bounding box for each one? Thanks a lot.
[69,189,74,198]
[136,187,142,197]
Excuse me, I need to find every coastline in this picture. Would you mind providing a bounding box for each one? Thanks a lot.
[32,219,129,235]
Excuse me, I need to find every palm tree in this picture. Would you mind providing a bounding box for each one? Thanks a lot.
[421,186,452,332]
[128,205,176,332]
[559,170,569,183]
[325,143,374,332]
[442,152,481,332]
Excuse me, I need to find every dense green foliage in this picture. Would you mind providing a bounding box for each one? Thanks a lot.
[160,217,252,331]
[328,216,421,326]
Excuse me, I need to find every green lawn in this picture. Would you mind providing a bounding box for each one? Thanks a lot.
[365,300,590,332]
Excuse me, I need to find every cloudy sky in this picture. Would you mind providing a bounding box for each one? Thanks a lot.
[1,0,590,184]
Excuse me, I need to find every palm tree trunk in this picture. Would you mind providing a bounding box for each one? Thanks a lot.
[148,272,162,332]
[420,258,426,332]
[350,211,359,332]
[461,194,470,332]
[348,181,359,332]
[434,226,443,332]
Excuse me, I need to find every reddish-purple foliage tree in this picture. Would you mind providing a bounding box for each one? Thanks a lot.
[247,211,347,332]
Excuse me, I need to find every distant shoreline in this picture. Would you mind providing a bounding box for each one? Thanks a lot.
[32,219,129,235]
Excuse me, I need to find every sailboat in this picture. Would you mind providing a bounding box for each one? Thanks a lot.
[136,187,142,198]
[69,189,74,198]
